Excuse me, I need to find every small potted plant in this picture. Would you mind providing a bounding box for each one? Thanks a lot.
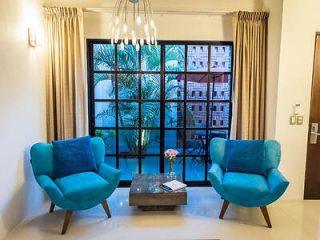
[164,149,179,178]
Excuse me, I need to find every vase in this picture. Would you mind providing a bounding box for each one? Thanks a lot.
[167,160,176,179]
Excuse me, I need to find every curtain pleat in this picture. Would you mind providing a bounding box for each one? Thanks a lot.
[45,7,87,141]
[231,11,269,140]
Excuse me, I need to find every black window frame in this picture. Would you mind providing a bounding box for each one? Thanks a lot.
[87,39,233,187]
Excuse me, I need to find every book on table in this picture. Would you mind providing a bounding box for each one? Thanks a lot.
[160,180,187,192]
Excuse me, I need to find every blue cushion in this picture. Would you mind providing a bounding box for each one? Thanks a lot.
[55,172,110,202]
[222,172,270,200]
[225,140,266,176]
[53,136,97,178]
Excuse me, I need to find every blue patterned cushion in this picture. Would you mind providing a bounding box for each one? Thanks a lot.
[225,140,266,176]
[53,136,97,178]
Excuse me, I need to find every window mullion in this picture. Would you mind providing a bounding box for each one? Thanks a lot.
[88,40,233,187]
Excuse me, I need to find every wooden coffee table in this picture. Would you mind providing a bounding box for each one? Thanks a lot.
[129,174,187,211]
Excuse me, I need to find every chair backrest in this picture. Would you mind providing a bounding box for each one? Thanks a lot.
[210,138,281,172]
[30,137,105,179]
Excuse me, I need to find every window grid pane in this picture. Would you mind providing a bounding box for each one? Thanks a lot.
[89,41,232,186]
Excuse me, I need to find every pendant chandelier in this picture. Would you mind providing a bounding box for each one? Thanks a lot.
[110,0,157,51]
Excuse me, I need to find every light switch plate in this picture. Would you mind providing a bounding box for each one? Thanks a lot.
[297,115,303,125]
[289,116,296,125]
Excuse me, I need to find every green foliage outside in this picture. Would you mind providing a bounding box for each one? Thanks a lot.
[93,44,191,154]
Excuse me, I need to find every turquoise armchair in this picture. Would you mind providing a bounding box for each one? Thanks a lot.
[208,138,289,228]
[30,137,121,234]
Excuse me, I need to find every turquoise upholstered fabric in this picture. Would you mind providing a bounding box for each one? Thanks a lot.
[31,137,121,211]
[55,172,109,203]
[208,138,289,207]
[225,140,266,176]
[53,136,97,178]
[223,172,269,200]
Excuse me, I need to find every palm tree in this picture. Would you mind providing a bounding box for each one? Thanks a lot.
[93,44,186,154]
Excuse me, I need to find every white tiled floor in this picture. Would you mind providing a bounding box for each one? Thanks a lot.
[5,187,320,240]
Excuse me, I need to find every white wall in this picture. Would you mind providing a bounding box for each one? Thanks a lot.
[84,12,233,41]
[275,0,320,199]
[0,0,47,238]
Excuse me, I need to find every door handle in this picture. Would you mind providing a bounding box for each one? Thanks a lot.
[311,131,320,136]
[310,123,319,144]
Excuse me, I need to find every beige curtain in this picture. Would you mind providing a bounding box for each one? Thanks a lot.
[231,11,269,140]
[45,7,87,141]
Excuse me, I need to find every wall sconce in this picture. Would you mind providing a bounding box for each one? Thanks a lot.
[28,28,43,47]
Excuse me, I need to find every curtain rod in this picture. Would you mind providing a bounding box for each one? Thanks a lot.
[83,7,231,16]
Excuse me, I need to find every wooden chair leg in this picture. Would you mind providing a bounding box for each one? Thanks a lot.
[61,211,73,234]
[49,202,55,213]
[101,200,112,218]
[260,206,272,228]
[219,200,230,219]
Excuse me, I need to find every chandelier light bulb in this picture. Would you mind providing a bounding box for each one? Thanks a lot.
[123,23,128,33]
[115,16,120,25]
[136,16,142,25]
[111,0,157,46]
[144,24,149,33]
[150,19,155,28]
[120,41,124,50]
[132,36,137,45]
[146,35,150,45]
[136,43,140,51]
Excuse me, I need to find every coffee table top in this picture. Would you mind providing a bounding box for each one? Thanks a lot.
[129,174,187,207]
[129,173,186,194]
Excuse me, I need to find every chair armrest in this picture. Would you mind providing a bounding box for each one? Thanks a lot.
[267,168,289,192]
[98,163,122,184]
[37,175,64,201]
[208,163,224,185]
